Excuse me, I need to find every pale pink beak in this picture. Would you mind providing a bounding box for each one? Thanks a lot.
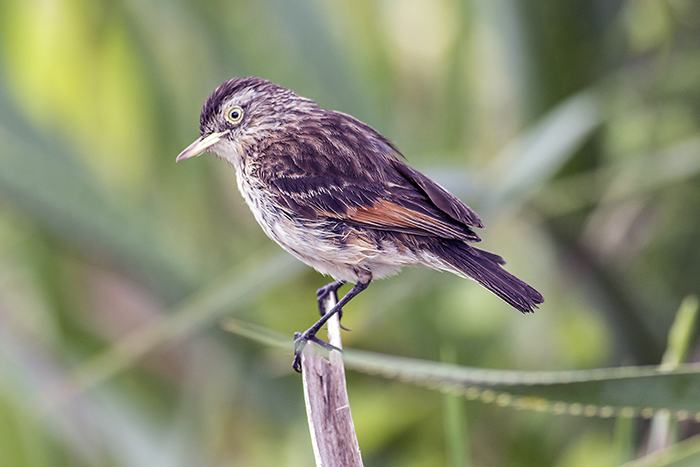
[176,130,229,162]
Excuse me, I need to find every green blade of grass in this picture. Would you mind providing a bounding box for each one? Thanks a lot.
[487,90,601,207]
[223,318,700,417]
[621,434,700,467]
[441,345,469,467]
[647,296,699,453]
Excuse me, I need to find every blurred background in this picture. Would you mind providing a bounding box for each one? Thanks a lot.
[1,0,699,465]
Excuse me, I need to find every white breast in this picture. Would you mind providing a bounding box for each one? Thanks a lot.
[225,153,445,283]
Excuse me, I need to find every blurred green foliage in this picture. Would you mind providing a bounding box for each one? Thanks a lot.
[1,0,700,466]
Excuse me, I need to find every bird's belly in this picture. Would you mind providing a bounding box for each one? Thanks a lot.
[265,213,408,282]
[239,186,424,282]
[276,225,421,282]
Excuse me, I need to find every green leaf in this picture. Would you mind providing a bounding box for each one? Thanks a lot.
[344,352,700,418]
[621,434,700,467]
[661,296,699,368]
[441,345,469,467]
[223,318,700,418]
[487,90,601,207]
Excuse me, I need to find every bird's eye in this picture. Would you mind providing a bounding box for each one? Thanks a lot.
[225,106,244,124]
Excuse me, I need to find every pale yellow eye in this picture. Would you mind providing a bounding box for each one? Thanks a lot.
[225,105,244,124]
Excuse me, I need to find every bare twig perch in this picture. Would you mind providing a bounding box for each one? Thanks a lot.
[301,293,364,467]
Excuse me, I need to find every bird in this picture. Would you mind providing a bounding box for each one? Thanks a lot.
[177,77,544,371]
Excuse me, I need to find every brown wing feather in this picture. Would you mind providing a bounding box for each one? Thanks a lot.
[343,200,478,241]
[256,111,482,242]
[393,163,483,228]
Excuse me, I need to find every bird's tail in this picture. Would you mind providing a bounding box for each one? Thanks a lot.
[429,240,544,313]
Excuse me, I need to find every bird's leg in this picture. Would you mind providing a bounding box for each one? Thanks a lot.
[292,278,371,372]
[316,280,345,316]
[316,280,351,331]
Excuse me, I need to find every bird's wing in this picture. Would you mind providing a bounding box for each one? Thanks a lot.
[255,132,482,242]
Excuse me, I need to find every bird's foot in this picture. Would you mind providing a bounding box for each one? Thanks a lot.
[292,331,342,373]
[293,278,371,372]
[316,280,352,331]
[316,280,345,315]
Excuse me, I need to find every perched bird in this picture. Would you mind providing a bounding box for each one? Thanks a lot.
[177,77,543,371]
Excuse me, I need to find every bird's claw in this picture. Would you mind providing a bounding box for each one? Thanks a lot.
[292,331,342,373]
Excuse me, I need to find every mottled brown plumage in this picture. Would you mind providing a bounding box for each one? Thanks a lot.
[177,77,544,371]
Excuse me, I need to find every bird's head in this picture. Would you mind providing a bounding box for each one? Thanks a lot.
[176,77,312,164]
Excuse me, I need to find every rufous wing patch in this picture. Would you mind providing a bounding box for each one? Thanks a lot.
[342,200,478,241]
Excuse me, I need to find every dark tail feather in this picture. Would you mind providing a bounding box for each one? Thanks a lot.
[430,240,544,313]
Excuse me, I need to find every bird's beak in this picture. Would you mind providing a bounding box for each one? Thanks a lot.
[176,130,229,162]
